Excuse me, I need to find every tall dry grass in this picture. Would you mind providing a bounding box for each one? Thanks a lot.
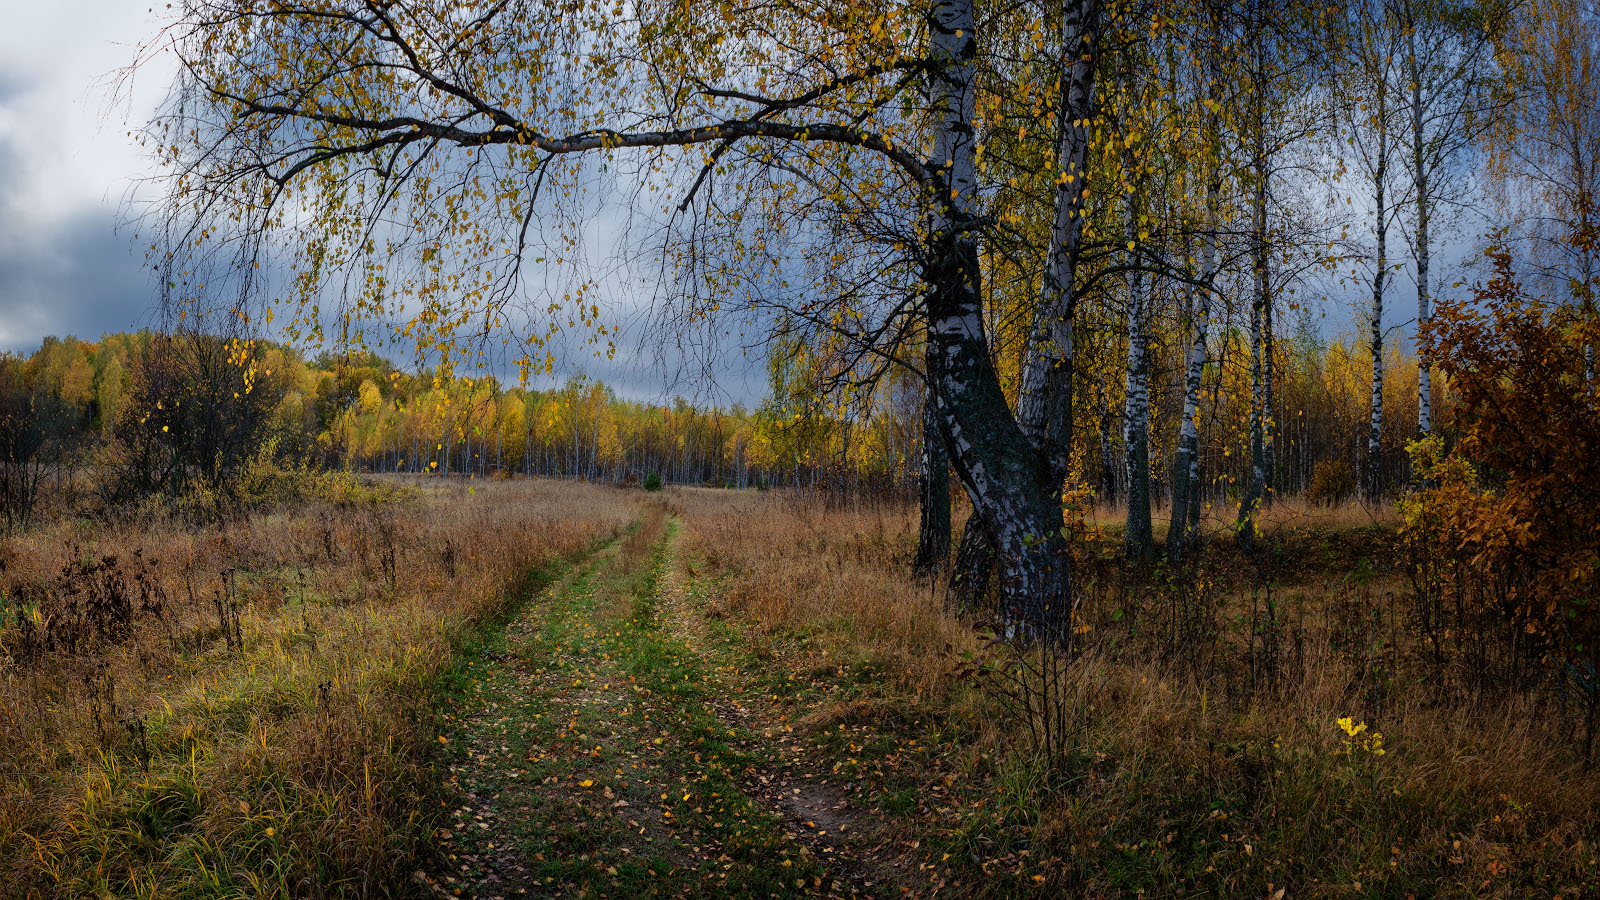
[671,487,1600,897]
[1094,494,1403,538]
[0,477,633,899]
[670,487,979,703]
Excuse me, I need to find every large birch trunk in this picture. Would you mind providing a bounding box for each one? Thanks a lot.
[949,511,995,612]
[922,0,1100,645]
[941,0,1101,642]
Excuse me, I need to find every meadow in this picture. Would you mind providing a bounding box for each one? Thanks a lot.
[3,477,1595,899]
[0,478,630,897]
[8,0,1600,895]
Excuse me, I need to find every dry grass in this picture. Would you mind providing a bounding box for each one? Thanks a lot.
[669,487,1600,898]
[668,487,980,703]
[1080,494,1402,536]
[1035,640,1600,896]
[6,478,1593,898]
[0,477,633,899]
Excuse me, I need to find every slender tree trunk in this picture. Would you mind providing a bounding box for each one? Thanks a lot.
[1369,84,1390,502]
[1262,274,1276,507]
[914,383,952,574]
[1407,28,1433,441]
[1240,297,1265,550]
[1123,195,1153,560]
[1014,0,1100,488]
[1168,200,1217,562]
[1239,137,1269,552]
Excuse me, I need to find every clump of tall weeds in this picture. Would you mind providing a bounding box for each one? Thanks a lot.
[2,547,166,664]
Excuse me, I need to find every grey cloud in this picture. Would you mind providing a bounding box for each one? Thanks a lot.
[0,69,26,106]
[0,205,157,351]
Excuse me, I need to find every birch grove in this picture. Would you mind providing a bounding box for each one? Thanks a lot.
[134,0,1600,635]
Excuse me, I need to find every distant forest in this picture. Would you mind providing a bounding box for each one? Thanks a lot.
[3,323,1441,518]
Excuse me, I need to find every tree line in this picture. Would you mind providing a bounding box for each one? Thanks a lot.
[7,322,1443,518]
[0,331,919,522]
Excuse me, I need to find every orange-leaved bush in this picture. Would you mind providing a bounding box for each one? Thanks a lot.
[1403,247,1600,756]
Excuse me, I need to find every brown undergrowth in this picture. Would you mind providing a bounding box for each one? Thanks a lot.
[669,487,1600,899]
[5,479,1595,898]
[0,477,632,899]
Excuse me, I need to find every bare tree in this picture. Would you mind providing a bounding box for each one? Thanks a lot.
[1330,0,1407,501]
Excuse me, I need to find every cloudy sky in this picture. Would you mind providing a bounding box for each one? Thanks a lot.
[0,4,768,403]
[0,2,175,352]
[0,4,1459,406]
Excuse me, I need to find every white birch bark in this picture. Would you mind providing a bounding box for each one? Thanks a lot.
[953,0,1100,641]
[1018,0,1102,477]
[1406,20,1432,439]
[1168,188,1217,561]
[1122,187,1152,558]
[924,0,1077,640]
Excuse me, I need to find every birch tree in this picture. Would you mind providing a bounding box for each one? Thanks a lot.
[139,0,1106,645]
[1397,0,1496,437]
[1166,139,1226,559]
[913,384,951,574]
[1488,0,1600,374]
[1331,0,1406,501]
[1233,0,1322,550]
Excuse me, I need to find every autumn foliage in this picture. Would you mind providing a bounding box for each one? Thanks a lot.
[1405,247,1600,751]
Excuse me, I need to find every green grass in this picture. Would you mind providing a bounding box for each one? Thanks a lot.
[433,517,834,898]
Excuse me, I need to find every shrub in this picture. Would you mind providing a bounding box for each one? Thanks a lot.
[1403,247,1600,758]
[1,548,167,663]
[231,442,411,512]
[106,332,288,505]
[643,471,663,492]
[1306,459,1355,506]
[0,360,77,531]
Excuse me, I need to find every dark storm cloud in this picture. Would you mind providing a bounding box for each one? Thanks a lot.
[0,203,156,351]
[0,10,165,355]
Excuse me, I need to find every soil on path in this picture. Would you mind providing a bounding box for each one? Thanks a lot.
[423,510,907,900]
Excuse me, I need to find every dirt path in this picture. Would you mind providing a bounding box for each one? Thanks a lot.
[423,511,903,900]
[651,530,907,898]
